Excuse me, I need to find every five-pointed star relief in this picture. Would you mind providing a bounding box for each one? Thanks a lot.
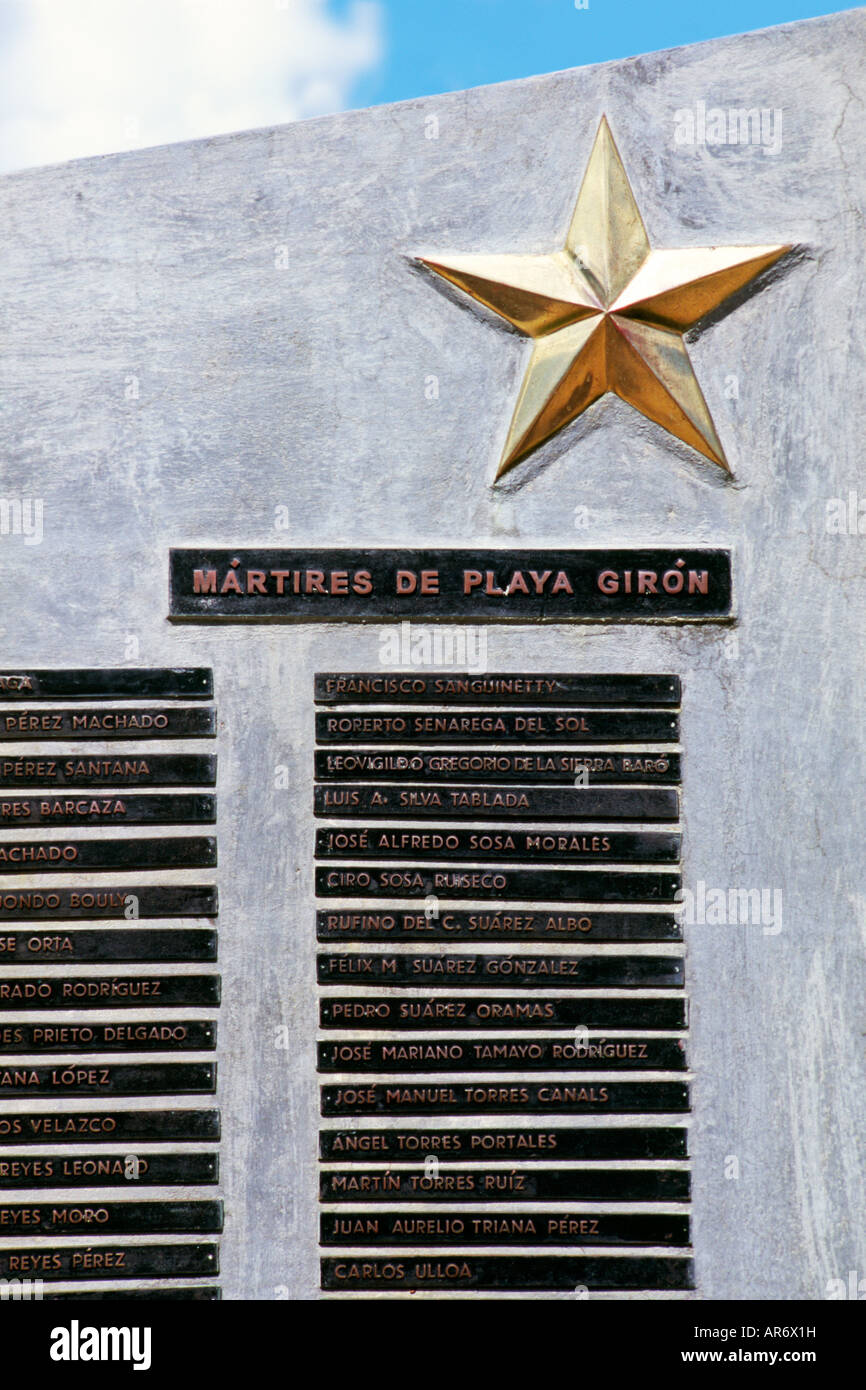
[418,117,790,481]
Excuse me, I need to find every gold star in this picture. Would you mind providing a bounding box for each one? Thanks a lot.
[418,117,790,481]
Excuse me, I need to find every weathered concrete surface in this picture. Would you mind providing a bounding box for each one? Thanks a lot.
[0,8,864,1298]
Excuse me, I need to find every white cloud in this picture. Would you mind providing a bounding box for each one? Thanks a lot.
[0,0,383,173]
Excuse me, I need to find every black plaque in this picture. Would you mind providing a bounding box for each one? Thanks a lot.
[315,785,679,822]
[45,1287,222,1300]
[315,672,681,705]
[0,1153,218,1187]
[0,708,215,741]
[0,1063,216,1097]
[320,1210,689,1247]
[0,1200,222,1235]
[321,1254,693,1292]
[316,866,680,902]
[0,669,212,700]
[318,1037,686,1073]
[0,975,220,1009]
[0,753,217,788]
[316,749,681,785]
[319,997,686,1030]
[320,1168,689,1202]
[0,929,217,964]
[315,709,678,744]
[322,1080,689,1115]
[317,953,683,989]
[319,1126,688,1162]
[0,1110,220,1144]
[315,828,679,863]
[0,794,215,826]
[0,1021,216,1052]
[316,908,681,942]
[170,547,732,622]
[0,885,218,920]
[0,1243,218,1281]
[0,837,216,873]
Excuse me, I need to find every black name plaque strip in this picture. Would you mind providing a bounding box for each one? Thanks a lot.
[316,867,680,902]
[0,976,220,1009]
[0,1110,220,1144]
[320,1211,690,1248]
[316,909,681,942]
[0,885,218,920]
[316,709,678,745]
[0,754,217,788]
[44,1287,222,1301]
[316,828,680,863]
[0,1153,218,1188]
[0,708,215,741]
[0,1063,216,1097]
[317,954,683,989]
[0,1200,222,1236]
[315,673,681,705]
[321,1254,693,1293]
[320,1168,689,1202]
[170,548,731,622]
[322,1081,689,1115]
[319,997,686,1030]
[318,1037,687,1073]
[319,1126,688,1162]
[0,794,215,827]
[316,749,681,785]
[0,929,218,964]
[0,1243,218,1282]
[0,669,212,701]
[0,837,216,873]
[0,1021,216,1053]
[315,785,679,822]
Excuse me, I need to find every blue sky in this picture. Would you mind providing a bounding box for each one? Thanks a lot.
[355,0,858,107]
[0,0,859,172]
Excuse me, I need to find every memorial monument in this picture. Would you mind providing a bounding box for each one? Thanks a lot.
[0,7,863,1300]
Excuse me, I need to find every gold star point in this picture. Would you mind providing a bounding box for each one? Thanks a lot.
[419,117,790,483]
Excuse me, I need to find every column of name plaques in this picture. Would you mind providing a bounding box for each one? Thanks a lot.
[0,668,221,1300]
[315,671,692,1296]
